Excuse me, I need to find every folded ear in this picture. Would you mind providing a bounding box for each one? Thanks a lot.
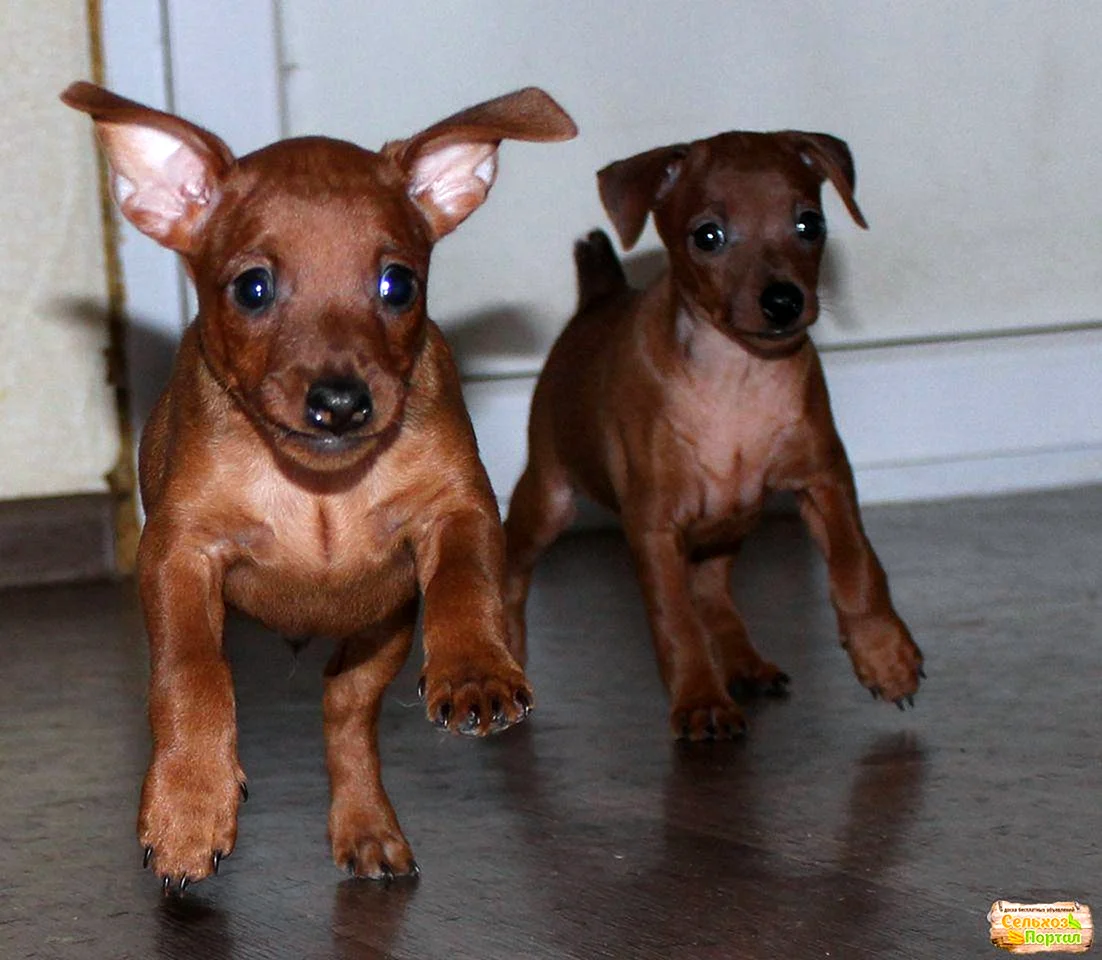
[385,87,577,241]
[596,144,691,251]
[60,81,235,253]
[785,131,868,229]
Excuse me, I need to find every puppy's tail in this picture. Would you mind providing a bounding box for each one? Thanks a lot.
[574,229,627,312]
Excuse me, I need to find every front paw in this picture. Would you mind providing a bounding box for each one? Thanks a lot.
[138,752,246,892]
[844,614,924,707]
[419,648,532,736]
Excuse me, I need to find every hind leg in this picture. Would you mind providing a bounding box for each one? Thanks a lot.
[324,604,417,880]
[690,553,790,697]
[503,459,576,665]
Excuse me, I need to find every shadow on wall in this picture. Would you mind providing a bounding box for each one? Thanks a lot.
[817,239,860,334]
[443,244,670,377]
[444,305,546,377]
[56,296,179,435]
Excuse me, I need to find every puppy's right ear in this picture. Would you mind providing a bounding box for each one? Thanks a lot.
[597,144,689,250]
[60,81,234,254]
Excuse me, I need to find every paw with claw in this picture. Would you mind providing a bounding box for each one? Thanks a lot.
[844,612,924,707]
[418,647,532,736]
[138,751,246,893]
[329,800,419,882]
[669,688,748,741]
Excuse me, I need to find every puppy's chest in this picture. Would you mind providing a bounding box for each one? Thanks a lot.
[223,474,414,626]
[237,474,404,571]
[665,363,808,515]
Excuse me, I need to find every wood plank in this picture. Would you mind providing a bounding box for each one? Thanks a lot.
[0,486,1098,958]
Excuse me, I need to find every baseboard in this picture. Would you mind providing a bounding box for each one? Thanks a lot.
[0,494,117,589]
[463,326,1102,515]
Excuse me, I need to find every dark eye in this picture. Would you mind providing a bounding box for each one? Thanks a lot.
[796,210,825,242]
[378,264,417,310]
[231,267,276,314]
[691,221,727,252]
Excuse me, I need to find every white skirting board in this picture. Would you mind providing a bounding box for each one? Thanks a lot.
[463,327,1102,513]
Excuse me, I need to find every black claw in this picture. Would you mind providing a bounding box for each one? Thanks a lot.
[434,702,452,729]
[162,876,171,897]
[212,851,222,875]
[239,782,249,803]
[410,860,421,877]
[417,675,426,700]
[870,686,882,700]
[380,864,395,885]
[178,876,189,894]
[515,691,531,717]
[346,859,357,876]
[895,698,906,712]
[763,672,791,698]
[906,694,915,708]
[143,847,153,869]
[704,722,718,739]
[490,698,503,721]
[461,706,481,734]
[918,666,927,679]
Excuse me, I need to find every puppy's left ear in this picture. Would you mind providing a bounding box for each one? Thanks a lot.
[786,132,868,229]
[387,88,577,240]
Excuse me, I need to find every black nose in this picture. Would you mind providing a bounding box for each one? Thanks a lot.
[759,282,805,330]
[304,377,373,435]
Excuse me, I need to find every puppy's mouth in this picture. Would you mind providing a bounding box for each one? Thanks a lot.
[727,323,811,357]
[276,424,372,455]
[245,403,389,460]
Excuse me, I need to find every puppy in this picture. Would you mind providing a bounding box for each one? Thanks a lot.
[504,131,923,740]
[61,81,576,889]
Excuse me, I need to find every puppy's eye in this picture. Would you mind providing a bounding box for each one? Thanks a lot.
[231,267,276,314]
[378,264,418,310]
[691,221,726,253]
[796,210,825,242]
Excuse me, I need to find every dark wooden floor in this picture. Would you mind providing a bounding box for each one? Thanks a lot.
[2,486,1099,959]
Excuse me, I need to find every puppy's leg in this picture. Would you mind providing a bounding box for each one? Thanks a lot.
[625,523,746,740]
[503,460,576,664]
[417,507,534,736]
[324,604,417,880]
[136,527,244,890]
[796,467,924,704]
[690,553,790,696]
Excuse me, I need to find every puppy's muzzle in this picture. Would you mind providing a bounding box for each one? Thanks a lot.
[304,377,373,435]
[759,282,805,332]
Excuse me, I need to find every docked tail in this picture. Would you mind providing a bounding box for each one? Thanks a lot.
[574,229,628,312]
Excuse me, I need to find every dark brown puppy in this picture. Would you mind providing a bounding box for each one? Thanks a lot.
[504,131,923,740]
[61,82,576,890]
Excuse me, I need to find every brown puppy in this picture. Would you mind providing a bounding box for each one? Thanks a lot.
[504,131,923,740]
[61,82,576,890]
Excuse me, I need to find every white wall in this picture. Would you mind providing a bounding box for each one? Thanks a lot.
[99,0,1102,508]
[279,0,1102,376]
[0,2,120,499]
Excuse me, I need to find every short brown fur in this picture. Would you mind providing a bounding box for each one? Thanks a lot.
[61,81,576,889]
[504,131,922,740]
